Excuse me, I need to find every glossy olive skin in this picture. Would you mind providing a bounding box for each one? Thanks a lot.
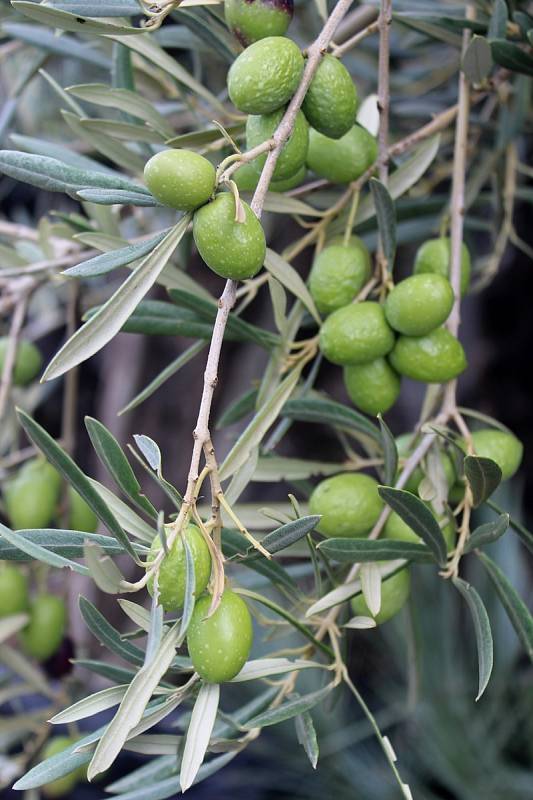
[307,124,377,183]
[246,107,309,179]
[228,36,304,114]
[302,54,358,139]
[384,274,454,336]
[68,485,98,533]
[147,524,212,611]
[389,327,467,383]
[319,301,395,366]
[0,337,42,386]
[414,237,471,296]
[193,193,266,280]
[234,161,306,192]
[40,736,86,798]
[4,459,62,530]
[20,594,67,662]
[465,428,523,481]
[144,149,216,211]
[187,589,253,682]
[344,357,401,416]
[309,236,371,316]
[225,0,294,47]
[310,473,384,538]
[395,433,456,495]
[351,568,410,625]
[384,508,456,552]
[0,564,29,617]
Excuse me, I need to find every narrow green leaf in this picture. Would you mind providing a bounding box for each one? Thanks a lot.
[16,410,137,560]
[230,658,325,683]
[464,455,502,507]
[79,596,145,666]
[489,0,508,39]
[76,188,160,206]
[12,2,146,35]
[44,0,141,15]
[50,685,132,724]
[260,516,321,555]
[180,682,220,792]
[13,729,95,789]
[222,529,298,595]
[253,455,343,482]
[369,179,396,267]
[2,23,111,67]
[318,538,434,563]
[166,123,245,148]
[62,109,146,173]
[462,35,493,83]
[84,541,125,594]
[464,514,509,552]
[242,684,333,729]
[264,249,321,325]
[490,38,533,76]
[178,535,196,640]
[0,521,89,574]
[72,659,139,685]
[65,231,169,278]
[378,486,448,566]
[90,480,155,544]
[79,117,164,144]
[43,217,190,381]
[282,397,380,442]
[486,499,533,555]
[295,709,319,769]
[478,552,533,663]
[452,577,493,701]
[378,414,398,486]
[0,528,138,561]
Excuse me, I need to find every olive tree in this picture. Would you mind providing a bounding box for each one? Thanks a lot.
[0,0,532,797]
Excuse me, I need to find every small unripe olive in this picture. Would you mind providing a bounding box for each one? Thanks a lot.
[193,192,266,280]
[20,594,67,662]
[144,149,216,211]
[227,36,304,115]
[4,459,62,530]
[246,107,309,180]
[302,54,358,139]
[384,274,454,336]
[0,337,42,386]
[0,564,29,617]
[465,428,523,481]
[389,327,467,383]
[68,485,98,533]
[187,588,253,682]
[319,301,395,366]
[307,124,377,183]
[147,524,212,611]
[309,473,384,538]
[309,237,371,315]
[225,0,294,47]
[40,736,86,798]
[234,161,306,192]
[414,237,471,296]
[344,358,401,416]
[351,568,410,625]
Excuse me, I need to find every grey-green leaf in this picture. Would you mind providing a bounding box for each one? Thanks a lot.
[378,486,447,566]
[282,397,380,442]
[464,455,502,507]
[369,178,396,268]
[462,35,493,83]
[243,684,333,729]
[378,414,398,486]
[452,577,493,701]
[464,514,509,552]
[318,538,433,563]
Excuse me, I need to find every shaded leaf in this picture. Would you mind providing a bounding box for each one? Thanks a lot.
[64,231,169,279]
[490,38,533,76]
[0,521,89,575]
[79,596,145,667]
[464,455,502,507]
[464,514,509,552]
[318,538,433,563]
[0,528,140,561]
[243,684,333,729]
[180,683,220,792]
[67,83,174,138]
[378,414,398,486]
[282,397,380,442]
[12,2,145,35]
[453,577,493,701]
[369,179,396,267]
[264,249,321,325]
[462,35,493,83]
[295,709,319,769]
[261,516,321,555]
[84,541,125,594]
[230,658,325,683]
[378,486,447,565]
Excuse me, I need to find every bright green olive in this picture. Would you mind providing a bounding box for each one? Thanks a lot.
[67,485,98,533]
[350,568,410,624]
[384,508,456,552]
[187,588,253,682]
[385,274,454,336]
[464,428,523,481]
[234,161,306,193]
[309,473,384,538]
[0,337,42,386]
[319,301,395,366]
[309,237,371,315]
[413,237,471,296]
[40,737,85,798]
[20,594,67,662]
[302,54,358,139]
[4,459,62,530]
[389,327,467,383]
[147,524,212,611]
[246,107,308,179]
[344,358,401,416]
[395,433,456,496]
[224,0,294,47]
[193,193,266,280]
[227,36,304,115]
[144,149,216,212]
[0,564,29,617]
[307,124,377,184]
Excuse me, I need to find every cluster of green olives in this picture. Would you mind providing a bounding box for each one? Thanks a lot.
[0,335,42,386]
[309,424,523,625]
[310,236,471,417]
[146,525,253,683]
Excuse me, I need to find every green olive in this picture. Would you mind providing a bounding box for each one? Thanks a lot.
[147,524,212,611]
[0,337,42,386]
[389,327,467,383]
[234,161,306,193]
[319,301,395,366]
[350,568,410,624]
[20,594,67,662]
[309,236,371,315]
[307,124,377,183]
[4,459,62,530]
[227,36,304,115]
[0,564,29,617]
[144,149,216,211]
[246,107,308,180]
[413,237,471,296]
[302,54,358,139]
[344,358,401,416]
[224,0,294,47]
[193,192,266,280]
[187,588,253,682]
[67,485,98,533]
[384,274,454,336]
[309,473,384,538]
